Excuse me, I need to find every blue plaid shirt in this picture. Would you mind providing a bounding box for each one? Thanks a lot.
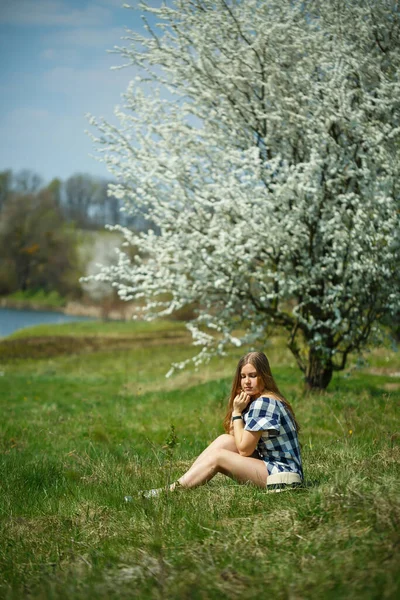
[242,396,303,478]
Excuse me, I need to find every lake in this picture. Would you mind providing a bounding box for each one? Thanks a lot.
[0,307,95,338]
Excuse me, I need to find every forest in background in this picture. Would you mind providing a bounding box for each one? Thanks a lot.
[0,168,152,310]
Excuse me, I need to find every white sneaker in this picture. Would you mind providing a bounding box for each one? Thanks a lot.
[138,481,182,499]
[141,487,165,499]
[124,489,164,501]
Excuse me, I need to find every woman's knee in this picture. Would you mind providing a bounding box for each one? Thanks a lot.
[208,448,228,470]
[213,434,237,451]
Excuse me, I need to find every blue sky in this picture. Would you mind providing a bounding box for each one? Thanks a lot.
[0,0,162,184]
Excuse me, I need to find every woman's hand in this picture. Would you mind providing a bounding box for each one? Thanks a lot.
[232,391,251,415]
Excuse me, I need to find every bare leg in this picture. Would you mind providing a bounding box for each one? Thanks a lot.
[168,434,238,491]
[138,438,265,498]
[181,434,238,474]
[178,448,268,489]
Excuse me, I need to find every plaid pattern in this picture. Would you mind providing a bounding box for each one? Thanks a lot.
[243,396,303,479]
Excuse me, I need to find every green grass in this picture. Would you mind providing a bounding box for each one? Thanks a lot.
[0,321,399,599]
[7,319,186,338]
[3,289,67,308]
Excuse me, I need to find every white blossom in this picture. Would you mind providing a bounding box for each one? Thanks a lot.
[86,0,400,389]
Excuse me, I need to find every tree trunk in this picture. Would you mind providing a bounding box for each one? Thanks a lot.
[305,349,333,391]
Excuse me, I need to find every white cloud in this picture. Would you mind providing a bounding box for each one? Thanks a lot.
[0,0,111,27]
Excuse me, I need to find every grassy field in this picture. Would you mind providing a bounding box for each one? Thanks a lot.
[0,320,399,599]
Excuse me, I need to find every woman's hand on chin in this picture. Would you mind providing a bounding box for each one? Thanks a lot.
[232,391,252,414]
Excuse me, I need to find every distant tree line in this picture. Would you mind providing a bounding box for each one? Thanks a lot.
[0,168,149,300]
[0,168,148,230]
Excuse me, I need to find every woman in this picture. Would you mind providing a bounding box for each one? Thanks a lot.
[137,351,303,498]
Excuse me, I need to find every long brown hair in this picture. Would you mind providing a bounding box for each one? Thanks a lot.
[223,351,300,433]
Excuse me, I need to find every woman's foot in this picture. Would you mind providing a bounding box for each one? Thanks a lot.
[125,481,182,502]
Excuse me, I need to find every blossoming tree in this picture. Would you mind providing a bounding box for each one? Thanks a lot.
[88,0,400,389]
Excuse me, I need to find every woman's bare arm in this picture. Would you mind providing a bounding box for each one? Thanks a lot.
[230,392,264,455]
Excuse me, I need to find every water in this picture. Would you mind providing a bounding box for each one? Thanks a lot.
[0,307,95,338]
